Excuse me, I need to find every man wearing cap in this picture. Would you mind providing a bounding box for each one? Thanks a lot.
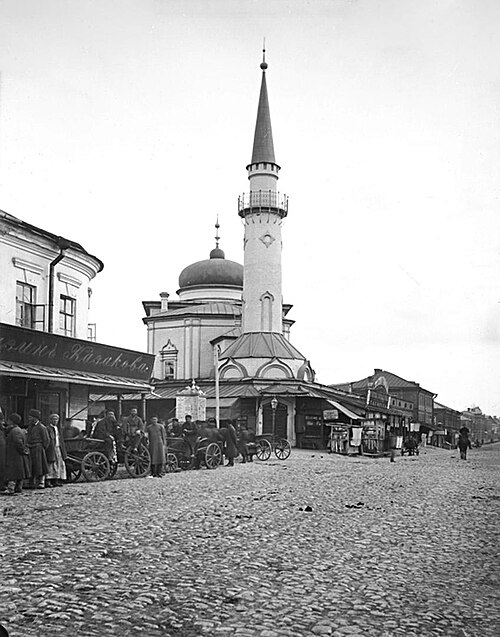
[26,409,50,489]
[4,413,30,495]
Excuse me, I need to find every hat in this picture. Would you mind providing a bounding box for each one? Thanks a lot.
[8,413,22,425]
[28,409,41,419]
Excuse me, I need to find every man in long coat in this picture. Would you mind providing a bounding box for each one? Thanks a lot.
[0,410,6,492]
[46,414,67,487]
[224,421,238,467]
[5,413,30,495]
[146,416,166,477]
[26,409,49,489]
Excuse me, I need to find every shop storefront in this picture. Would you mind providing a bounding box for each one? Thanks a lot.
[0,322,154,429]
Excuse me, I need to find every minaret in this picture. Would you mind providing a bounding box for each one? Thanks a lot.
[238,48,288,334]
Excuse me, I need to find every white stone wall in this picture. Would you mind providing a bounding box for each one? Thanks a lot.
[242,213,283,333]
[147,315,241,381]
[0,216,101,339]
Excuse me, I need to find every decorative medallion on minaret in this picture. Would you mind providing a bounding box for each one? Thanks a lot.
[219,50,314,382]
[238,47,288,334]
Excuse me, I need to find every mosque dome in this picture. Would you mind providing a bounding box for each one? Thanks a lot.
[178,247,243,289]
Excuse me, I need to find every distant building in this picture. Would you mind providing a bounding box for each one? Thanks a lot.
[331,368,436,439]
[433,401,462,447]
[462,406,499,444]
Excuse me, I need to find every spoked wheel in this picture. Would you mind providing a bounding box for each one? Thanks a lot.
[65,460,81,483]
[124,444,151,478]
[204,442,222,469]
[165,452,179,473]
[255,439,272,461]
[81,451,110,482]
[274,438,291,460]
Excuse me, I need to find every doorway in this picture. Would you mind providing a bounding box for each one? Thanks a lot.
[262,403,288,438]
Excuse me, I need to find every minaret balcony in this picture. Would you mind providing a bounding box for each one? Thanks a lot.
[238,190,288,218]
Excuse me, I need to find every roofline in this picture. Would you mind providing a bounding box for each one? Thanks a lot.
[1,209,104,272]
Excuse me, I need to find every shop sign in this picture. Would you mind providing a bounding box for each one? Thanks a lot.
[323,409,339,421]
[0,322,154,381]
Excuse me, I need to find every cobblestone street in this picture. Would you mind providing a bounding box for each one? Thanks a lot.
[1,444,499,637]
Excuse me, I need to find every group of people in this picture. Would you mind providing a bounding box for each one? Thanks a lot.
[0,406,257,493]
[83,409,256,474]
[0,409,68,496]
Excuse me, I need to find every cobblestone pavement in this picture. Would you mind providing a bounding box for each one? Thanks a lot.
[1,444,499,637]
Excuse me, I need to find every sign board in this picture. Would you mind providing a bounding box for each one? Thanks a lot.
[323,409,339,421]
[0,322,154,381]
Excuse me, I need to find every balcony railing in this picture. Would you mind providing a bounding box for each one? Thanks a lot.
[238,190,288,218]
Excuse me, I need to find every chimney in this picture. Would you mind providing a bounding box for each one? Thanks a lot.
[160,292,169,312]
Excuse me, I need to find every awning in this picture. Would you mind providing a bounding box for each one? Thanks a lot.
[0,361,152,393]
[205,397,239,409]
[327,399,362,420]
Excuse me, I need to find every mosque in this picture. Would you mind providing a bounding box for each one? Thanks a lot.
[135,51,380,448]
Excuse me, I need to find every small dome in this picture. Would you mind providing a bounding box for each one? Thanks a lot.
[209,247,225,259]
[179,250,243,289]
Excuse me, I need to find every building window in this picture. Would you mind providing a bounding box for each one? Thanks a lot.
[60,295,76,337]
[16,282,38,328]
[88,323,97,342]
[164,360,176,380]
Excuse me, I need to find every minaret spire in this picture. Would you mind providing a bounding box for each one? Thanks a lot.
[250,44,276,166]
[237,49,288,334]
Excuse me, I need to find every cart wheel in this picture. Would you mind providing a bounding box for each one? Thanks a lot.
[255,439,272,461]
[165,452,178,473]
[81,451,110,482]
[124,444,151,478]
[274,438,291,460]
[65,461,81,483]
[205,442,222,469]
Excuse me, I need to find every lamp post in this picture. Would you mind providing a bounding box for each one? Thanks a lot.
[270,396,278,438]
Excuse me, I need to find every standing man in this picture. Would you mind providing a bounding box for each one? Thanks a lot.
[224,420,238,467]
[4,413,30,495]
[182,415,198,454]
[45,414,67,487]
[146,416,166,477]
[0,410,6,493]
[26,409,50,489]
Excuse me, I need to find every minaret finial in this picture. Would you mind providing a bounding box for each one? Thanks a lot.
[261,39,268,70]
[215,216,220,248]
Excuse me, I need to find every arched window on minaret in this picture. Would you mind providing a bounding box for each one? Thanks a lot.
[260,291,274,332]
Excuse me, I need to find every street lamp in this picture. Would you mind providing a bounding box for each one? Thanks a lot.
[270,396,278,438]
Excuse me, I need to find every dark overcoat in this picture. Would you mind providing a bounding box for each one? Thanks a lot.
[5,426,31,481]
[0,427,6,483]
[46,423,67,463]
[224,423,238,459]
[27,421,50,476]
[147,422,166,465]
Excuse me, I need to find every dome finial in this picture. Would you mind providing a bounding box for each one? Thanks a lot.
[260,38,268,70]
[215,215,220,248]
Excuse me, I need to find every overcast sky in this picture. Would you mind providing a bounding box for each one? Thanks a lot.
[1,0,499,415]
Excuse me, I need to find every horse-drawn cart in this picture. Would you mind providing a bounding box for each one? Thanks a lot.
[166,435,223,471]
[64,435,151,482]
[249,435,292,461]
